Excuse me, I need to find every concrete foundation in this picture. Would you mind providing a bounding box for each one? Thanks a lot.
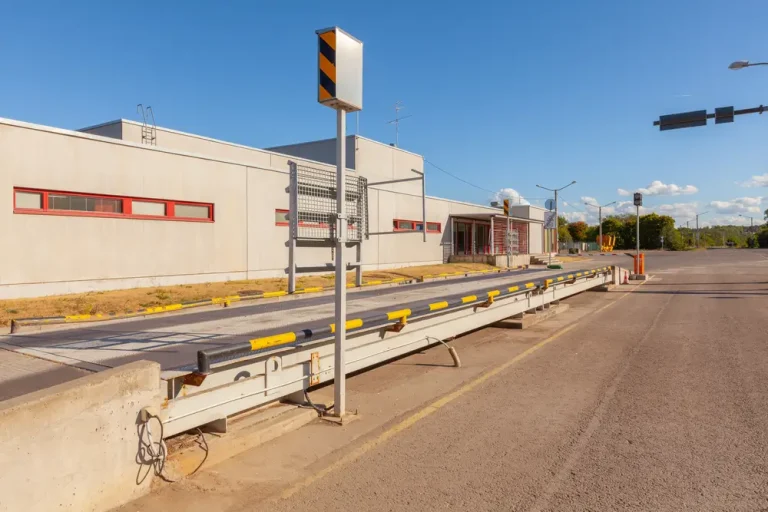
[449,254,531,268]
[0,361,163,512]
[494,303,570,330]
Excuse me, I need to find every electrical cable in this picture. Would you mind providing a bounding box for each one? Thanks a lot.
[423,159,548,205]
[303,388,333,417]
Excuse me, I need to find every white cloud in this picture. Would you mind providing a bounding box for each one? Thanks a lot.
[738,173,768,188]
[702,215,753,227]
[617,188,631,196]
[654,202,698,220]
[562,211,587,223]
[493,188,529,205]
[637,180,698,196]
[708,196,762,214]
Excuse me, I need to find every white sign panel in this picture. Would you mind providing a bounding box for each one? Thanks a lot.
[544,211,557,229]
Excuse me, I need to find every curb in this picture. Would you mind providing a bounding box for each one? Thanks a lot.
[8,266,528,334]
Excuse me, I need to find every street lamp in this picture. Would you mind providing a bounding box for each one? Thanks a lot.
[584,200,617,252]
[739,213,755,229]
[729,60,768,70]
[694,211,709,247]
[536,180,576,265]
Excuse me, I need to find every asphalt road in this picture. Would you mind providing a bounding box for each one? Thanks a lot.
[254,249,768,511]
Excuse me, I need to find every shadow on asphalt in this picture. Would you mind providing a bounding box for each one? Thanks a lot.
[643,282,768,286]
[634,290,768,296]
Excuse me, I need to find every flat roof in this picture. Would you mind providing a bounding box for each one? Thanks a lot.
[450,213,542,224]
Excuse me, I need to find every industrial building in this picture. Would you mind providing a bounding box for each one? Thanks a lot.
[0,116,553,299]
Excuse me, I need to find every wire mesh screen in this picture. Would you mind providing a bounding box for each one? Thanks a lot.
[290,163,368,241]
[506,230,520,255]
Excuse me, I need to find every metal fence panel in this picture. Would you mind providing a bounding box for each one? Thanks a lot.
[290,163,368,242]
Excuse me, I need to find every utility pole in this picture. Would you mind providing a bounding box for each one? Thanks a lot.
[584,200,617,252]
[695,211,709,248]
[537,181,577,264]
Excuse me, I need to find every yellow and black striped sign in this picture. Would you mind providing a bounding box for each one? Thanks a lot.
[318,29,336,102]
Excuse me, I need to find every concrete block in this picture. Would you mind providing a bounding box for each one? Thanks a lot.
[164,404,316,479]
[0,360,163,512]
[629,274,648,281]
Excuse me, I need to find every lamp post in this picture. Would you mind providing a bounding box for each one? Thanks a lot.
[739,213,755,230]
[728,60,768,70]
[695,211,709,247]
[536,181,577,265]
[584,200,617,252]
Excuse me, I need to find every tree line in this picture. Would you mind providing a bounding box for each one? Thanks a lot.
[560,213,764,251]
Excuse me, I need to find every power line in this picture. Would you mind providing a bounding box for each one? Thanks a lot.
[424,159,496,194]
[423,159,546,204]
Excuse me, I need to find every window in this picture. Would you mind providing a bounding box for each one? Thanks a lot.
[132,200,166,217]
[394,219,442,233]
[14,191,42,209]
[13,187,213,222]
[175,203,210,219]
[48,194,123,213]
[275,209,289,226]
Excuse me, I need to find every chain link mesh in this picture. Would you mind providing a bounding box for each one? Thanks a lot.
[291,163,368,241]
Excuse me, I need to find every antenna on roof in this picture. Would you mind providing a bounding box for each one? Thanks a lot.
[385,101,412,147]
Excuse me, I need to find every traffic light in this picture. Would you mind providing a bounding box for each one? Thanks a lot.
[503,199,510,216]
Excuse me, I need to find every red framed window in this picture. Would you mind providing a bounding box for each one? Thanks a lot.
[13,187,214,222]
[393,219,441,233]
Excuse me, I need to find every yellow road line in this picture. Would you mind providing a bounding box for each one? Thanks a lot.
[279,279,647,501]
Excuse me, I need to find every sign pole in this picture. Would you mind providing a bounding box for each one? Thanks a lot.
[316,26,363,418]
[598,206,603,253]
[334,108,347,417]
[552,190,558,265]
[636,205,640,258]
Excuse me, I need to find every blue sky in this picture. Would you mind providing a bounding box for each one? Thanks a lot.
[2,0,768,226]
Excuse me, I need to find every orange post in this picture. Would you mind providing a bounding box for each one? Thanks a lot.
[639,253,645,274]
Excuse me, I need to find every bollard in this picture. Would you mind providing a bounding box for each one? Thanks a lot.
[639,253,645,274]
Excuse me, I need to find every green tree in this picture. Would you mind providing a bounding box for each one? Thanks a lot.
[661,222,684,251]
[568,221,588,242]
[757,228,768,248]
[585,224,600,243]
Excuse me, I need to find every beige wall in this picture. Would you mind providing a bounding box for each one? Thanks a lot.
[0,121,248,297]
[0,361,162,512]
[79,120,123,140]
[0,117,542,298]
[267,136,356,171]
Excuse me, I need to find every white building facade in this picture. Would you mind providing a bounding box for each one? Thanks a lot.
[0,117,550,299]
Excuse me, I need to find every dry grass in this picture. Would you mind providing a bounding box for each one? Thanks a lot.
[558,255,592,262]
[0,262,497,327]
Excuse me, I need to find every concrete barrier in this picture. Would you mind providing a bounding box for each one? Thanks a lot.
[0,360,163,512]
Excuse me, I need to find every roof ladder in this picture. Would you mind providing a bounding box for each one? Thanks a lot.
[137,104,157,146]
